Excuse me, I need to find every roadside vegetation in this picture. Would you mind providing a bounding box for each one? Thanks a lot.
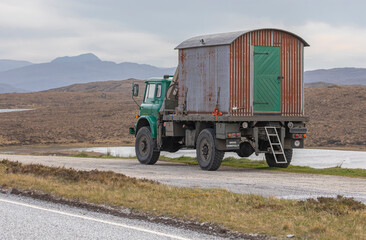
[72,152,366,179]
[0,160,365,240]
[160,156,366,179]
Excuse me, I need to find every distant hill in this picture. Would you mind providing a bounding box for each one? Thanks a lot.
[0,53,176,93]
[46,79,143,92]
[1,53,364,93]
[0,59,33,72]
[51,53,101,63]
[305,67,366,85]
[304,82,336,88]
[0,83,25,94]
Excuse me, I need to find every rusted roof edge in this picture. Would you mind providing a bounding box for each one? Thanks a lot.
[175,28,310,50]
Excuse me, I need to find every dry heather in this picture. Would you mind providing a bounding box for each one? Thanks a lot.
[305,85,366,149]
[0,80,141,146]
[0,81,365,149]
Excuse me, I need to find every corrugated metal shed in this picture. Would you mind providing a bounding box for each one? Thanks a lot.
[176,29,309,117]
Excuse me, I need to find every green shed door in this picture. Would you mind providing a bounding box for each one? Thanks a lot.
[253,46,281,112]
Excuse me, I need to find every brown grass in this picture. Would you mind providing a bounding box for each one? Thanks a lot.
[305,85,366,149]
[0,160,365,240]
[0,80,142,146]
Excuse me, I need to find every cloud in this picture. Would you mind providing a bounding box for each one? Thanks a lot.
[0,0,177,67]
[296,22,366,70]
[1,1,366,70]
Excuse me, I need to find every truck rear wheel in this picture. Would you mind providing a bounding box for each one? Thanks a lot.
[196,128,224,171]
[135,126,160,165]
[265,149,292,168]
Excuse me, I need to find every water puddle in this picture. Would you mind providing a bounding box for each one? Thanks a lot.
[0,109,33,113]
[73,147,366,169]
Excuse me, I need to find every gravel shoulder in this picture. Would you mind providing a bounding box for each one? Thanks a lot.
[1,154,366,203]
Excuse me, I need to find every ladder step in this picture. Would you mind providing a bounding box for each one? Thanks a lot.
[265,127,287,163]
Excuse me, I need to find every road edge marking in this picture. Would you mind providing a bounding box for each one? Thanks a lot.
[0,197,191,240]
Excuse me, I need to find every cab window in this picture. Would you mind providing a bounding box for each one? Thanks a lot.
[156,84,162,98]
[144,83,156,102]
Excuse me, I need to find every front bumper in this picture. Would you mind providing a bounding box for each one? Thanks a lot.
[129,127,136,135]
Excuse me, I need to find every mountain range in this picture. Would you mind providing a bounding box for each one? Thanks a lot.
[0,83,26,94]
[0,53,365,93]
[0,59,33,72]
[0,53,176,92]
[304,67,366,85]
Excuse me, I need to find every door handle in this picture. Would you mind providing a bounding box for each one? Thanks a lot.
[277,76,284,83]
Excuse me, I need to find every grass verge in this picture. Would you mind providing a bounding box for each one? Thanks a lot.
[158,156,366,179]
[0,160,365,240]
[72,152,366,179]
[73,152,128,159]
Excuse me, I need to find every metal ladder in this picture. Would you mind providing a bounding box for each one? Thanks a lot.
[264,126,287,163]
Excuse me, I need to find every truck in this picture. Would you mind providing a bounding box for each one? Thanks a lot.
[129,28,309,171]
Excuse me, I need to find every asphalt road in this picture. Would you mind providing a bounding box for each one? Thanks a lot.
[0,193,227,240]
[1,154,366,204]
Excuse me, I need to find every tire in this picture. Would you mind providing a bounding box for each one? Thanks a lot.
[265,149,293,168]
[196,128,224,171]
[135,126,160,165]
[236,142,254,158]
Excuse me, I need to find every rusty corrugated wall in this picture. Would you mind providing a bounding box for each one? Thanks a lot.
[177,45,230,114]
[230,29,304,116]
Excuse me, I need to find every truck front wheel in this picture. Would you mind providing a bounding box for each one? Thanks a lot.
[265,149,292,168]
[196,128,224,171]
[135,126,160,165]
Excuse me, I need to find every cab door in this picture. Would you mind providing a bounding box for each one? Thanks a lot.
[140,83,163,116]
[140,83,156,116]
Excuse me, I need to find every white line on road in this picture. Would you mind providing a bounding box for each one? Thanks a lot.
[0,197,191,240]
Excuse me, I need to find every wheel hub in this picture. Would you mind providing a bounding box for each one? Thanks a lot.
[202,144,209,156]
[201,140,210,161]
[139,136,149,156]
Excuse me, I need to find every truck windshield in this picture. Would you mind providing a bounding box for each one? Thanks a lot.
[144,84,156,102]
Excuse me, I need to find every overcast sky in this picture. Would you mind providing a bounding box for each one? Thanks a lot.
[1,0,366,70]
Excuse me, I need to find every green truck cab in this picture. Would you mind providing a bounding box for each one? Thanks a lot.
[139,78,170,118]
[129,76,174,165]
[130,76,172,138]
[130,75,173,138]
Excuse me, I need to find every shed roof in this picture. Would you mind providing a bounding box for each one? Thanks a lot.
[175,28,310,49]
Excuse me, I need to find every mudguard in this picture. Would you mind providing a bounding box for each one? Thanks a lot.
[135,115,157,138]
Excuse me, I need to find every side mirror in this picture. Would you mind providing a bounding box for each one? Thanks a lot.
[132,84,139,97]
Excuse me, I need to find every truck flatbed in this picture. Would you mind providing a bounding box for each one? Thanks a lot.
[163,114,309,122]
